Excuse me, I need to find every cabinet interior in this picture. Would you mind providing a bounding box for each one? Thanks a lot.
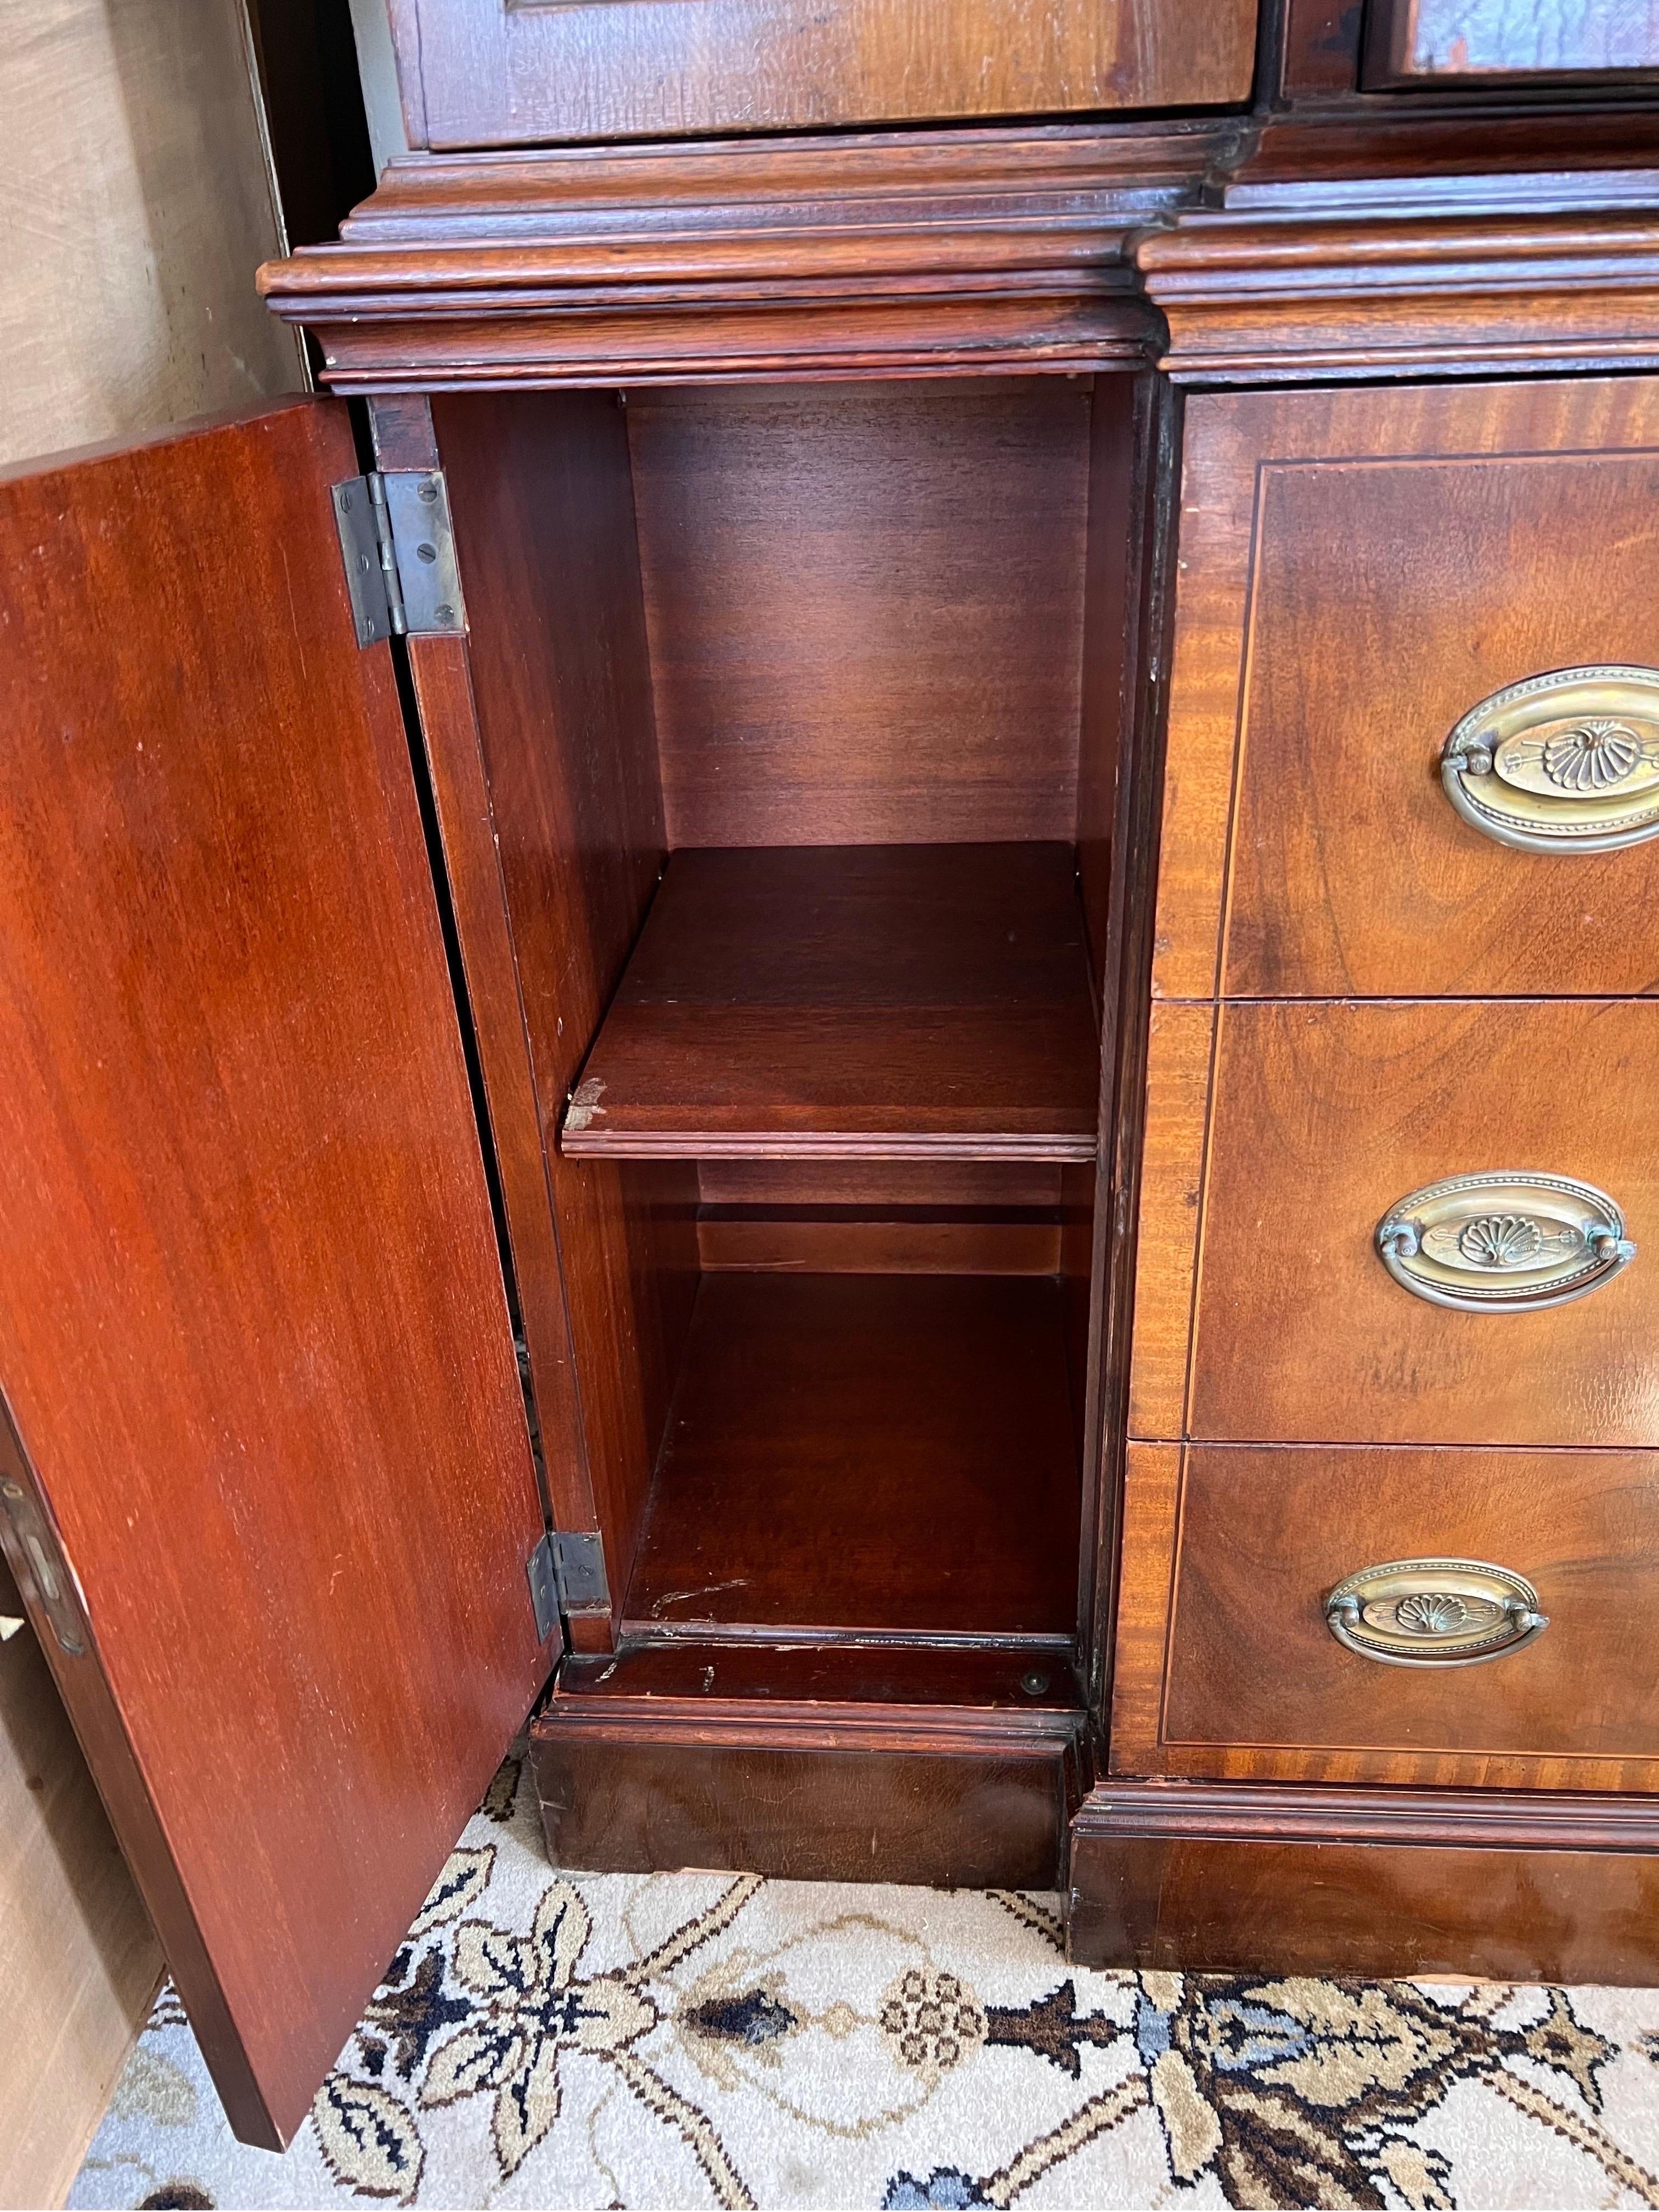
[430,370,1142,1672]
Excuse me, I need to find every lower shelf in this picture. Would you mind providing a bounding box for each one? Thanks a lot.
[622,1270,1082,1643]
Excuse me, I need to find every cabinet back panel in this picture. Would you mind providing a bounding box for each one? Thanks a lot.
[698,1161,1064,1209]
[627,378,1092,847]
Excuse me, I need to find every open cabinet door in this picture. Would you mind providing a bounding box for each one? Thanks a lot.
[0,398,560,2150]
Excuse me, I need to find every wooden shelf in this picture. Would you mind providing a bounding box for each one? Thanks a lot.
[623,1271,1081,1643]
[562,842,1099,1161]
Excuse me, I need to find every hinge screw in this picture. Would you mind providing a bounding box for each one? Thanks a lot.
[435,603,456,625]
[418,478,439,503]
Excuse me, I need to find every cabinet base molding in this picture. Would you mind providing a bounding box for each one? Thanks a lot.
[531,1647,1087,1890]
[1070,1781,1659,1984]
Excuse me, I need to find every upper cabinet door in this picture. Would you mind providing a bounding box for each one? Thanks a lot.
[1363,0,1659,86]
[0,399,558,2151]
[385,0,1257,150]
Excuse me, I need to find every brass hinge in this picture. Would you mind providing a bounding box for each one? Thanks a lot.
[526,1529,611,1641]
[331,469,466,647]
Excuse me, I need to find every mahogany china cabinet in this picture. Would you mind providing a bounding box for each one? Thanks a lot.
[4,0,1659,2151]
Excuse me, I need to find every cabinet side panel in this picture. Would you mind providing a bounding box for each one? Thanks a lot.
[1077,374,1143,995]
[430,391,696,1634]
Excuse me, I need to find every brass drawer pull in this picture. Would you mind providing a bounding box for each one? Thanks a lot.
[1327,1558,1547,1667]
[1442,664,1659,852]
[1376,1171,1635,1312]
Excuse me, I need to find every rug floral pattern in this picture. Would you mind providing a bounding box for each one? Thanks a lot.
[70,1752,1659,2210]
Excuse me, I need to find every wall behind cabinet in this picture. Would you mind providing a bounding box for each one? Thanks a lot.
[0,0,302,469]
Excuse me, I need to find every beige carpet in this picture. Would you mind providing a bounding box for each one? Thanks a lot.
[69,1751,1659,2210]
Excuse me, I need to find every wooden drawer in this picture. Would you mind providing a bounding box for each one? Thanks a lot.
[1186,999,1659,1447]
[1155,378,1659,1002]
[1111,1442,1659,1792]
[388,0,1257,152]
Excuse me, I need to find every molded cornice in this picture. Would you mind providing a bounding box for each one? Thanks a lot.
[1142,140,1659,382]
[258,119,1243,388]
[260,114,1659,389]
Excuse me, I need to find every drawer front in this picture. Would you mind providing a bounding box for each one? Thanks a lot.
[1111,1442,1659,1791]
[1154,378,1659,1002]
[1187,999,1659,1447]
[396,0,1257,151]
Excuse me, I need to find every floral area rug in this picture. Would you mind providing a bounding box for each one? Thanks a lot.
[70,1749,1659,2211]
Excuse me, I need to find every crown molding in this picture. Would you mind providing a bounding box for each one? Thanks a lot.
[1138,201,1659,382]
[258,119,1243,388]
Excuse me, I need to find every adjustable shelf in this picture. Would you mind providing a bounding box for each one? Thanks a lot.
[560,841,1101,1161]
[623,1270,1082,1643]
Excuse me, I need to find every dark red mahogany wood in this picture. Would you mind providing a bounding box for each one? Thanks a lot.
[627,378,1091,850]
[384,0,1256,152]
[1070,1782,1659,1983]
[563,846,1101,1162]
[255,122,1238,390]
[0,400,555,2149]
[535,1642,1087,1887]
[623,1272,1081,1642]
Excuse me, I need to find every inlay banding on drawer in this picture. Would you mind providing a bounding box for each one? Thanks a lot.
[1187,999,1659,1447]
[1109,1442,1659,1794]
[1156,380,1659,1002]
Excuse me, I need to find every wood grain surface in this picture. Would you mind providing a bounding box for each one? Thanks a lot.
[386,0,1257,150]
[1141,206,1659,383]
[1188,999,1659,1447]
[563,845,1101,1162]
[1111,1442,1659,1791]
[1125,1005,1215,1441]
[0,400,554,2147]
[537,1732,1078,1889]
[1071,1814,1659,1984]
[425,390,699,1644]
[1226,450,1659,998]
[258,123,1222,390]
[629,380,1091,850]
[623,1272,1081,1642]
[538,1638,1084,1886]
[1154,376,1659,1002]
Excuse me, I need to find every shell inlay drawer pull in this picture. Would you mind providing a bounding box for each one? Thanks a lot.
[1376,1172,1635,1312]
[1441,665,1659,852]
[1325,1558,1548,1667]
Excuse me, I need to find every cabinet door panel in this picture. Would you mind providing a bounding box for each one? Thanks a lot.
[390,0,1256,150]
[0,399,556,2149]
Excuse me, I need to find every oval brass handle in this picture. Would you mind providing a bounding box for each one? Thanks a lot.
[1376,1171,1635,1312]
[1327,1558,1547,1667]
[1442,664,1659,852]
